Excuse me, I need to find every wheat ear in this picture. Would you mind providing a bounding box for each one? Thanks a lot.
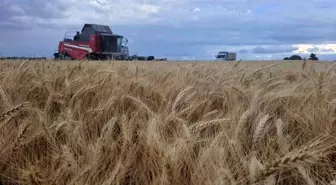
[125,95,155,117]
[0,102,27,121]
[252,114,270,149]
[254,153,317,183]
[275,118,290,154]
[171,86,194,114]
[12,123,30,153]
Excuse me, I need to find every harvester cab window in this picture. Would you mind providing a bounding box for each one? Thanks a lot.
[117,37,122,46]
[217,55,227,58]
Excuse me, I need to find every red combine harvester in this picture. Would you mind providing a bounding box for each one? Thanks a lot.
[54,23,131,60]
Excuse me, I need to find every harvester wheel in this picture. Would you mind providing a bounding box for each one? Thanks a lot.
[59,54,72,60]
[84,54,96,60]
[64,56,72,60]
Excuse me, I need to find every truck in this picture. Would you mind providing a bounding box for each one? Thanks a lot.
[53,23,157,61]
[215,51,236,61]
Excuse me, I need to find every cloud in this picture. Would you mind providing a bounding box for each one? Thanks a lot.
[1,0,336,60]
[294,44,336,54]
[252,45,299,54]
[239,49,249,54]
[193,8,200,12]
[307,47,334,53]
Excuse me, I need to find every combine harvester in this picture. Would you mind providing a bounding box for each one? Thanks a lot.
[53,23,159,61]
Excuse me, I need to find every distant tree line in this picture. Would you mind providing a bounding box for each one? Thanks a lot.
[283,53,318,60]
[0,57,47,60]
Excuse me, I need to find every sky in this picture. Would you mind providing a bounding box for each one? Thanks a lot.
[1,0,336,60]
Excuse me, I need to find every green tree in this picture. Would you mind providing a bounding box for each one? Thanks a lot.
[283,55,302,60]
[309,53,318,60]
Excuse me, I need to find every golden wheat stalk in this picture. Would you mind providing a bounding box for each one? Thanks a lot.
[0,85,11,107]
[252,114,270,150]
[275,118,290,154]
[171,86,195,114]
[255,133,335,183]
[0,102,27,122]
[302,59,307,70]
[125,95,155,117]
[297,166,315,185]
[254,152,317,183]
[189,118,231,134]
[12,122,30,153]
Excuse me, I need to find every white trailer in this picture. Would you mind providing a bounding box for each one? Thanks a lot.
[215,51,236,61]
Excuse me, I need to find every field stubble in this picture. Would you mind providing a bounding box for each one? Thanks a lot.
[0,59,336,184]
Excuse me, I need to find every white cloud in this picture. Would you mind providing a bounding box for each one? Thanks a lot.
[294,44,336,54]
[193,8,200,12]
[138,4,160,14]
[3,1,164,27]
[8,4,25,14]
[2,0,262,28]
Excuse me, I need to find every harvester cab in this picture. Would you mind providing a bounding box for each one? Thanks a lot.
[54,23,130,60]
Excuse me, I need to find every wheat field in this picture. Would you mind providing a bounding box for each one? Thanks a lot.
[0,59,336,185]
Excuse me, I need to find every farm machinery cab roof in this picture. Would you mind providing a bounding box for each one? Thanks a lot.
[54,23,129,60]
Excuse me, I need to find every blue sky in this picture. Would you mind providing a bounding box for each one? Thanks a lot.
[1,0,336,60]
